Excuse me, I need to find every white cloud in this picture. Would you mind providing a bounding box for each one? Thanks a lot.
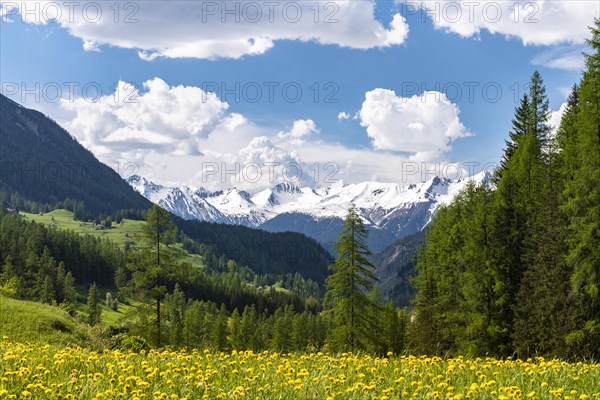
[276,119,319,140]
[337,111,351,120]
[82,40,100,52]
[531,46,586,71]
[359,88,471,160]
[60,78,229,157]
[2,1,409,59]
[39,78,473,190]
[401,0,598,46]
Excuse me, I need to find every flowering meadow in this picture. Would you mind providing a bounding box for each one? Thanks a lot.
[1,338,599,399]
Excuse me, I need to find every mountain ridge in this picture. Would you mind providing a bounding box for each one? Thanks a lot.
[128,171,490,252]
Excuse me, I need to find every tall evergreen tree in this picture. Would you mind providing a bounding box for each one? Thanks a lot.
[529,70,552,148]
[563,18,600,355]
[497,94,533,176]
[412,183,495,355]
[87,283,101,326]
[63,272,77,306]
[127,205,182,347]
[325,205,379,352]
[40,275,55,304]
[489,70,550,354]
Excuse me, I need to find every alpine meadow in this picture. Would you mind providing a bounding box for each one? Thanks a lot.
[1,2,600,399]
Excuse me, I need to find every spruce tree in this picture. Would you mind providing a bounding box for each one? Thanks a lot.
[63,272,77,306]
[55,262,66,303]
[127,205,182,347]
[211,304,229,351]
[489,70,550,354]
[325,205,379,352]
[563,18,600,355]
[40,276,55,304]
[87,283,101,325]
[497,94,532,177]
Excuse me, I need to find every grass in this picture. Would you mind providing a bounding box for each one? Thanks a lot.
[19,209,204,268]
[0,296,89,347]
[20,209,145,246]
[0,342,599,399]
[71,290,142,327]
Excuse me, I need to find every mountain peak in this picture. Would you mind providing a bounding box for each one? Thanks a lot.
[126,173,489,249]
[273,182,301,194]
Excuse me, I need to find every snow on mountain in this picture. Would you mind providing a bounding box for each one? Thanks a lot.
[126,171,490,251]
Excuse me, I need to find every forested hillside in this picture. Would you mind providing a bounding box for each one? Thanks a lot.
[175,217,333,284]
[412,20,600,358]
[0,94,152,216]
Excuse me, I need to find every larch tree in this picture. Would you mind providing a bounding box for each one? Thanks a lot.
[325,205,379,352]
[127,205,182,347]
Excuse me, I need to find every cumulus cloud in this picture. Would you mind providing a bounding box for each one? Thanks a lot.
[359,88,471,160]
[44,78,472,190]
[400,0,598,46]
[1,1,409,59]
[276,119,319,141]
[337,111,351,120]
[60,78,229,157]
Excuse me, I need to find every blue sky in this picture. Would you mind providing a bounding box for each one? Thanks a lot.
[0,1,596,190]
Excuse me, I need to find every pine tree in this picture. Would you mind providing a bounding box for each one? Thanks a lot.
[325,205,380,352]
[63,272,77,306]
[183,301,204,348]
[0,256,15,283]
[562,18,600,355]
[412,183,495,355]
[211,304,229,351]
[167,284,186,346]
[240,305,258,350]
[87,283,101,326]
[114,266,127,301]
[230,309,242,350]
[0,256,19,298]
[382,301,407,355]
[53,261,65,302]
[497,94,532,177]
[127,205,182,347]
[489,71,550,355]
[40,275,55,304]
[512,110,572,356]
[529,70,552,148]
[271,306,293,352]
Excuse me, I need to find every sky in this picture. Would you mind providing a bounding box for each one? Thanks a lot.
[0,0,596,191]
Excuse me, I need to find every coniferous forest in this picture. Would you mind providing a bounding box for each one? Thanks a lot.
[412,20,600,358]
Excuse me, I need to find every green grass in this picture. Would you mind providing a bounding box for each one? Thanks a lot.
[20,209,204,268]
[0,296,89,346]
[20,209,145,246]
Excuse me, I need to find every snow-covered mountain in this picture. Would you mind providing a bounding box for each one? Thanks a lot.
[127,172,490,252]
